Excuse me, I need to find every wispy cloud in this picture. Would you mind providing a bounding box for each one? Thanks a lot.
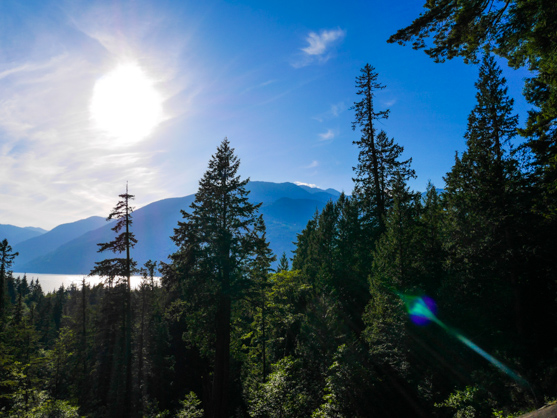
[329,102,345,117]
[0,5,184,229]
[305,160,319,169]
[319,129,335,141]
[240,79,277,95]
[382,98,397,107]
[0,52,167,228]
[314,102,346,122]
[292,28,346,68]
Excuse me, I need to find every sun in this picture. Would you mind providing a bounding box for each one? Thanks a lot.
[90,62,164,146]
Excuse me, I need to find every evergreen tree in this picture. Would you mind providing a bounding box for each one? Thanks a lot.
[351,64,390,231]
[90,184,137,417]
[388,0,557,220]
[0,239,18,324]
[276,252,289,273]
[167,138,271,418]
[442,54,524,343]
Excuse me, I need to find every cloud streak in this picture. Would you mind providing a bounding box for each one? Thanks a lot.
[292,28,346,68]
[319,129,335,141]
[0,7,179,229]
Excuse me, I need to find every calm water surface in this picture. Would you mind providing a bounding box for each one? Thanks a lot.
[12,273,158,293]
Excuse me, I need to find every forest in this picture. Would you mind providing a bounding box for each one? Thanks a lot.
[1,1,557,417]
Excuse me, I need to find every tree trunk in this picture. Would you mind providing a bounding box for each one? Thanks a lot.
[211,294,231,418]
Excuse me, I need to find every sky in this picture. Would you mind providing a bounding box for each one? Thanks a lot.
[0,0,532,230]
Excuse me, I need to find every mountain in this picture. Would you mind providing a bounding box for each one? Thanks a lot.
[0,224,47,246]
[296,184,343,198]
[16,182,340,274]
[13,216,107,269]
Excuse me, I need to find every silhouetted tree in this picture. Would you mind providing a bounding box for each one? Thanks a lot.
[90,184,137,417]
[0,239,18,324]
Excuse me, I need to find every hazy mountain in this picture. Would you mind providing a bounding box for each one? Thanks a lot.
[0,224,47,246]
[13,216,107,269]
[17,182,339,274]
[296,184,343,197]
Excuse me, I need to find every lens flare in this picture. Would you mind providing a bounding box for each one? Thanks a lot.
[402,294,437,326]
[396,292,529,387]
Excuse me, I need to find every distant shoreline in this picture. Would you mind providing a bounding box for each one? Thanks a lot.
[12,272,159,293]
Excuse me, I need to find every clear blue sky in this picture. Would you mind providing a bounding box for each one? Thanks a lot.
[0,0,531,229]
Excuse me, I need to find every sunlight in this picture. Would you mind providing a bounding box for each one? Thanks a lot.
[90,62,164,146]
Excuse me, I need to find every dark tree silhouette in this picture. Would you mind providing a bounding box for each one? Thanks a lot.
[0,239,18,323]
[90,184,137,417]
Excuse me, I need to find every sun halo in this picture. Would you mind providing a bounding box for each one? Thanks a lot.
[90,62,164,146]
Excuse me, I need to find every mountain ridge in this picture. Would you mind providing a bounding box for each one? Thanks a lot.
[14,181,340,274]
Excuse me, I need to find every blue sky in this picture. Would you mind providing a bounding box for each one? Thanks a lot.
[0,0,531,229]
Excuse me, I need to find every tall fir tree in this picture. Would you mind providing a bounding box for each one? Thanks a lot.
[350,64,414,261]
[90,184,137,418]
[438,56,557,390]
[351,64,390,232]
[166,138,272,418]
[0,239,18,324]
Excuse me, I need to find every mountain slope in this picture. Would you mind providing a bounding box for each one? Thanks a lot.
[0,224,47,246]
[13,216,107,269]
[18,182,339,274]
[19,195,195,274]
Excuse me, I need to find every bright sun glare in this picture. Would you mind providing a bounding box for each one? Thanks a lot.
[90,63,164,145]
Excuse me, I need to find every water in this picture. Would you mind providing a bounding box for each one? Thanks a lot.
[12,273,157,293]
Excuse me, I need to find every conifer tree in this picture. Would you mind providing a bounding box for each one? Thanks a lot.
[90,184,137,417]
[351,64,390,231]
[0,239,18,324]
[442,55,521,337]
[168,138,271,418]
[351,64,414,244]
[276,252,289,273]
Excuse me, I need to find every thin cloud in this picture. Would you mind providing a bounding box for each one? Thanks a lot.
[329,102,345,117]
[0,16,177,228]
[292,28,346,68]
[305,160,319,169]
[313,102,346,122]
[240,79,277,95]
[319,129,335,141]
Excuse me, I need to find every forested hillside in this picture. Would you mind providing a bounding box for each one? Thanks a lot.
[1,3,557,416]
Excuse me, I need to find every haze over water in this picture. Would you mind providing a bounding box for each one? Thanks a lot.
[12,273,158,293]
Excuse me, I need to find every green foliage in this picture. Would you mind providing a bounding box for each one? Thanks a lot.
[175,392,203,418]
[312,343,379,418]
[247,357,317,418]
[2,390,80,417]
[435,386,482,418]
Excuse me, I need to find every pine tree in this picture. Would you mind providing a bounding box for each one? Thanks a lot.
[90,184,137,417]
[276,252,289,273]
[167,138,271,417]
[351,64,390,231]
[0,239,18,324]
[440,55,552,364]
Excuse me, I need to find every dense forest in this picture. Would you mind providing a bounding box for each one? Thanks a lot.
[2,2,557,416]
